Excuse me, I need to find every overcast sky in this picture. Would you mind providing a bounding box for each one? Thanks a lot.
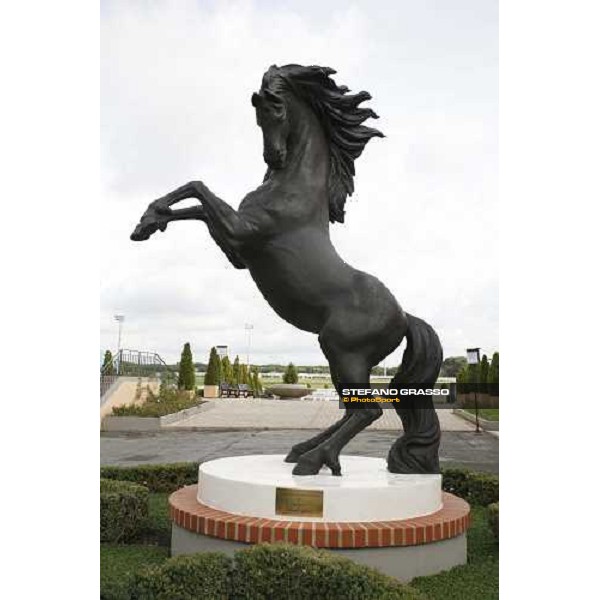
[101,0,498,366]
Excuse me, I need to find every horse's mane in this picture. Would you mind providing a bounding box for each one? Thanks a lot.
[261,64,384,224]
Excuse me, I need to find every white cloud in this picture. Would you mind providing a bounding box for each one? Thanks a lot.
[101,0,498,364]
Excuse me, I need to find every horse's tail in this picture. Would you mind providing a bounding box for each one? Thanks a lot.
[387,313,443,474]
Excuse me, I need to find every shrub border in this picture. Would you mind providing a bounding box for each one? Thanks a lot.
[101,462,498,505]
[100,478,149,543]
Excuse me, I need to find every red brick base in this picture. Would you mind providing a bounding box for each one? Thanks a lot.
[169,485,470,549]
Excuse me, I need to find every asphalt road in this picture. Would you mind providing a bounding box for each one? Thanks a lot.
[101,429,498,474]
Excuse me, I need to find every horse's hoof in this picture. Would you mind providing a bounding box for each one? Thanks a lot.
[284,443,311,463]
[284,450,300,463]
[292,448,342,476]
[131,229,149,241]
[292,460,321,476]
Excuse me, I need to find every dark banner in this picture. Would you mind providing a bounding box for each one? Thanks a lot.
[336,383,499,409]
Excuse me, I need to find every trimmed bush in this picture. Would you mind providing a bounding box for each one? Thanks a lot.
[129,552,232,600]
[488,502,499,539]
[100,463,198,493]
[230,543,424,600]
[111,387,200,418]
[442,469,499,506]
[101,479,149,543]
[100,463,499,504]
[127,545,423,600]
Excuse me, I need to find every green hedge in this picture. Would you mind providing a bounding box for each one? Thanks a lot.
[128,544,423,600]
[441,469,499,506]
[487,502,499,539]
[101,479,149,543]
[129,552,231,599]
[229,543,423,600]
[101,463,198,493]
[101,463,498,505]
[111,388,201,418]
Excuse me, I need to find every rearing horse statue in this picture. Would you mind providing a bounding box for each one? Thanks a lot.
[131,64,442,476]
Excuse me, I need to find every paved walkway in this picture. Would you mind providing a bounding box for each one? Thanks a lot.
[165,399,477,431]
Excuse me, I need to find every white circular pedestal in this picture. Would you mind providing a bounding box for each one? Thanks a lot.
[198,454,442,522]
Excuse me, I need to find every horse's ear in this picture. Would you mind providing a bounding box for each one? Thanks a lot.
[251,92,261,107]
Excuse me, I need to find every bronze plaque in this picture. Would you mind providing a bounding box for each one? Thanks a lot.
[275,487,323,518]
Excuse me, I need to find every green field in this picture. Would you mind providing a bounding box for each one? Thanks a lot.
[464,408,499,421]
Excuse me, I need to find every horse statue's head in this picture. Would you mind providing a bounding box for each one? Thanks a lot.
[251,64,384,223]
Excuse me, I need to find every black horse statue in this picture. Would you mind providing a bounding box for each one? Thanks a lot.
[131,64,442,476]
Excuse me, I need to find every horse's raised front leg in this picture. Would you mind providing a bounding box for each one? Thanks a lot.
[130,205,206,241]
[131,184,206,241]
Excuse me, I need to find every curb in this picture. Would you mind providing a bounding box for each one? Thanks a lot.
[452,409,499,432]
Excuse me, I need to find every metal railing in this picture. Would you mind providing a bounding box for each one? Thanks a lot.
[100,349,176,401]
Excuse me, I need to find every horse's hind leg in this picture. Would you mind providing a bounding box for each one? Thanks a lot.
[284,365,351,463]
[292,351,382,476]
[285,413,352,463]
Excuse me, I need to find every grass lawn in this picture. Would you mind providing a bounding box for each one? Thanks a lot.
[412,506,498,600]
[101,495,498,599]
[464,408,499,421]
[101,545,169,599]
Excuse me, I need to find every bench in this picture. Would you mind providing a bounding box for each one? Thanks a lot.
[219,383,253,398]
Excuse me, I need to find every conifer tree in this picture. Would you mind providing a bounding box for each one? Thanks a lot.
[177,343,196,390]
[221,355,233,384]
[102,350,114,375]
[283,362,299,384]
[479,354,490,386]
[240,363,249,385]
[488,352,499,386]
[232,355,241,385]
[251,366,263,396]
[204,347,222,386]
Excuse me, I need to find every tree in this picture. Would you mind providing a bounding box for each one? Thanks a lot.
[283,362,299,384]
[479,354,490,386]
[178,343,196,390]
[251,366,263,396]
[221,355,233,384]
[466,363,479,384]
[488,352,499,385]
[204,347,221,386]
[456,365,468,385]
[232,356,241,385]
[240,363,249,385]
[440,356,468,378]
[102,350,114,375]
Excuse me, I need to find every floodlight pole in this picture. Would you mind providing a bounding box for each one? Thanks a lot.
[114,314,125,375]
[244,324,254,368]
